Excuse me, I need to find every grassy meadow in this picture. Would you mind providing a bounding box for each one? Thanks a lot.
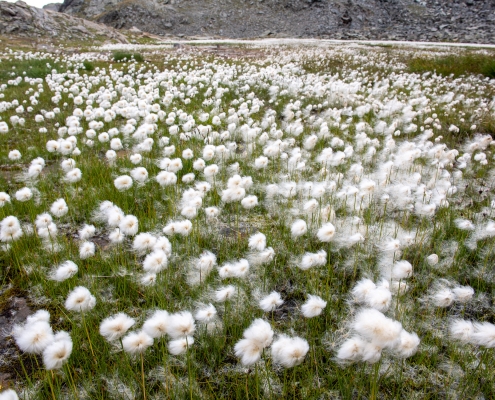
[0,41,495,399]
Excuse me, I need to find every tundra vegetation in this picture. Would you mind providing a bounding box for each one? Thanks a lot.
[0,42,495,399]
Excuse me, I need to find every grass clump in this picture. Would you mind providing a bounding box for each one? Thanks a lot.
[408,52,495,78]
[0,58,58,81]
[82,60,95,71]
[113,51,144,62]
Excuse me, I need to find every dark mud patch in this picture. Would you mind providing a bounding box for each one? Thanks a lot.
[58,224,111,250]
[0,287,40,386]
[218,223,257,240]
[271,279,306,323]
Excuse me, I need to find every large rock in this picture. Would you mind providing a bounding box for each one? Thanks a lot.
[0,0,129,42]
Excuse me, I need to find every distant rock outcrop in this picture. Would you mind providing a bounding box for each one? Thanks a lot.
[57,0,495,43]
[42,3,61,12]
[0,0,128,43]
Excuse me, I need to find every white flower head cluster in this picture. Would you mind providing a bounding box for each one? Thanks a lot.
[13,310,73,370]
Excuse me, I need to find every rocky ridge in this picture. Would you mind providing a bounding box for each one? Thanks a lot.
[54,0,495,43]
[0,0,128,43]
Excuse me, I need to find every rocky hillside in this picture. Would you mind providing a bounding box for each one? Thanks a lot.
[55,0,495,43]
[0,0,127,43]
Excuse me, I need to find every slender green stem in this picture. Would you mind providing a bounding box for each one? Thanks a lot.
[370,361,381,400]
[141,352,147,400]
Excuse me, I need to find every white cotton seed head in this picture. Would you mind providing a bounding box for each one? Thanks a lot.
[114,175,133,191]
[0,192,11,207]
[394,330,420,358]
[132,232,157,253]
[130,167,148,183]
[259,291,283,312]
[37,222,57,240]
[13,321,54,354]
[25,310,50,325]
[142,250,168,273]
[361,342,382,364]
[248,232,266,251]
[50,198,68,217]
[301,295,327,318]
[106,207,124,228]
[109,228,125,244]
[196,251,217,274]
[218,259,250,279]
[351,279,376,303]
[100,313,136,342]
[194,304,217,323]
[449,319,474,343]
[234,338,263,365]
[64,286,96,312]
[299,250,326,270]
[243,318,274,348]
[471,322,495,348]
[65,168,82,183]
[166,311,196,339]
[176,220,192,236]
[317,223,336,242]
[119,215,139,236]
[79,241,95,259]
[365,286,392,312]
[181,206,197,219]
[454,218,475,231]
[156,171,177,186]
[15,187,33,202]
[0,215,22,242]
[140,272,157,286]
[452,285,474,303]
[291,219,307,238]
[168,336,194,355]
[391,281,409,295]
[431,288,455,308]
[352,308,402,348]
[42,334,73,370]
[241,195,258,209]
[142,310,169,338]
[153,236,172,256]
[35,213,53,229]
[214,285,236,302]
[380,238,401,253]
[78,224,96,241]
[182,173,195,184]
[162,222,178,236]
[391,260,413,280]
[336,336,367,362]
[426,254,439,266]
[50,260,78,282]
[0,389,19,400]
[303,199,319,213]
[122,331,153,355]
[271,335,309,368]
